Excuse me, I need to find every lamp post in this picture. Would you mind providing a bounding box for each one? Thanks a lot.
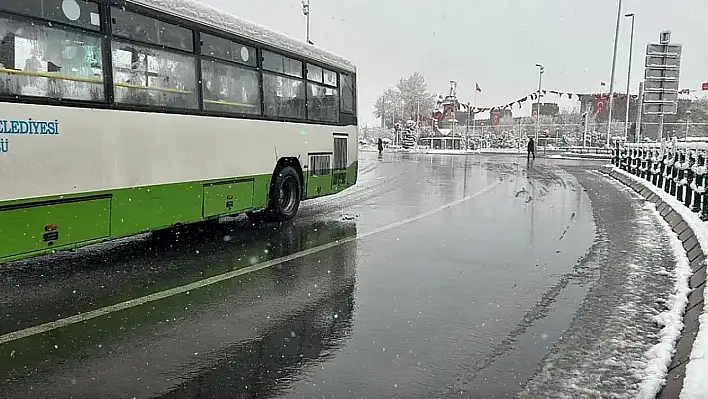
[623,12,636,140]
[301,0,312,44]
[685,110,692,142]
[606,0,624,146]
[534,63,544,145]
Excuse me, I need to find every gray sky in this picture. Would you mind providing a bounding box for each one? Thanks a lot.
[201,0,708,125]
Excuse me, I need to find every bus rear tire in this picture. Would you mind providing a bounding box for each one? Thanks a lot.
[267,166,301,222]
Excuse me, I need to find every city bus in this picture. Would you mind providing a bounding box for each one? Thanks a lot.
[0,0,358,263]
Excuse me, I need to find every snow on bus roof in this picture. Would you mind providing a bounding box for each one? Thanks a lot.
[126,0,356,73]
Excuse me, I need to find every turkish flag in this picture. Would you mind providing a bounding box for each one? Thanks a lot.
[593,94,609,116]
[702,82,708,91]
[490,109,501,126]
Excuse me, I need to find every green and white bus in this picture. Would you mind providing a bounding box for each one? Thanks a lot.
[0,0,358,263]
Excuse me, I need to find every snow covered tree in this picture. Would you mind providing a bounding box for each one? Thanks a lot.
[374,73,435,128]
[373,88,402,129]
[396,72,436,123]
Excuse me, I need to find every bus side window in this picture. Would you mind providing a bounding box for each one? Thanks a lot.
[0,15,104,101]
[307,83,338,123]
[111,40,198,109]
[201,58,261,115]
[263,73,305,120]
[306,64,338,122]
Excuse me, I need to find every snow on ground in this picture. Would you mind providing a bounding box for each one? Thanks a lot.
[612,167,708,399]
[519,171,685,399]
[637,202,692,398]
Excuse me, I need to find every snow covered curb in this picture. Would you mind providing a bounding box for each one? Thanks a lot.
[638,202,692,398]
[605,166,708,399]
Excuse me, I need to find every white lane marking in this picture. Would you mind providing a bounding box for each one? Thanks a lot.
[0,181,500,345]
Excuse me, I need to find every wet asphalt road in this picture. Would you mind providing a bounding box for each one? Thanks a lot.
[0,152,676,398]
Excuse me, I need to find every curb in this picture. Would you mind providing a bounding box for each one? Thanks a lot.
[600,165,705,399]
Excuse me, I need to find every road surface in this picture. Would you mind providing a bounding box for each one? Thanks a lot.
[0,152,679,398]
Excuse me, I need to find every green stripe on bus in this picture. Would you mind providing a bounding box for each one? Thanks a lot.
[0,161,357,263]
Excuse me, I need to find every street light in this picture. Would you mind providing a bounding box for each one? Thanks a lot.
[301,0,312,44]
[534,63,544,145]
[606,0,624,147]
[623,13,636,140]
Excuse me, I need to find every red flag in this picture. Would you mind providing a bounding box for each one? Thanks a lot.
[476,83,481,92]
[593,94,609,116]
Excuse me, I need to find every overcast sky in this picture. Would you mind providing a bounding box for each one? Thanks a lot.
[200,0,708,125]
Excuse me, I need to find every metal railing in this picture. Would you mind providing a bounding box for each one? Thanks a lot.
[611,139,708,220]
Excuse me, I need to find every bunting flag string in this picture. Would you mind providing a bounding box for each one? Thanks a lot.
[466,89,635,115]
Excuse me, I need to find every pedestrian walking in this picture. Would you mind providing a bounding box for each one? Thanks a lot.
[527,137,536,160]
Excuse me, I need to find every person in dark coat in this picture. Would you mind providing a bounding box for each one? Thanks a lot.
[527,137,536,160]
[377,138,384,154]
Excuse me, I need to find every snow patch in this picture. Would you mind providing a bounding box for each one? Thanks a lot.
[636,201,692,399]
[611,167,708,399]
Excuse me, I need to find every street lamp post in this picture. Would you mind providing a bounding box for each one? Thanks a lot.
[534,64,544,146]
[301,0,312,44]
[606,0,624,147]
[623,13,635,140]
[685,110,692,142]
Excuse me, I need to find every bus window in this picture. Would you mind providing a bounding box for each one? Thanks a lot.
[307,64,323,83]
[111,7,193,52]
[307,83,339,123]
[0,15,104,101]
[263,73,305,119]
[0,0,101,31]
[340,73,355,114]
[111,40,197,109]
[263,51,302,78]
[323,68,337,87]
[200,33,256,68]
[201,59,260,115]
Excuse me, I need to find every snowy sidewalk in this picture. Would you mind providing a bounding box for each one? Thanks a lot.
[604,166,708,399]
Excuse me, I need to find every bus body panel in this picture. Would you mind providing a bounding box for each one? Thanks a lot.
[0,102,357,203]
[0,102,358,262]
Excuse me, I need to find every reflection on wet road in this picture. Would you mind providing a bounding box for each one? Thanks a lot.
[0,153,661,398]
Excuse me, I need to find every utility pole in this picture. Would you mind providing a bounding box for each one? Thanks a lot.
[636,82,643,142]
[606,0,624,146]
[583,104,591,148]
[465,101,470,151]
[534,64,544,146]
[623,13,636,140]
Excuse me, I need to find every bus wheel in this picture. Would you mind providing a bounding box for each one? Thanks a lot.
[267,166,301,222]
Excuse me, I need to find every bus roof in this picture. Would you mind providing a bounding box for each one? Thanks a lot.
[127,0,356,73]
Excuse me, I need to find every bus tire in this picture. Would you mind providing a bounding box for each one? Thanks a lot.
[267,166,302,222]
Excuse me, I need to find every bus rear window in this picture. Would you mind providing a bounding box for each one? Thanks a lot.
[340,73,355,114]
[0,0,101,31]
